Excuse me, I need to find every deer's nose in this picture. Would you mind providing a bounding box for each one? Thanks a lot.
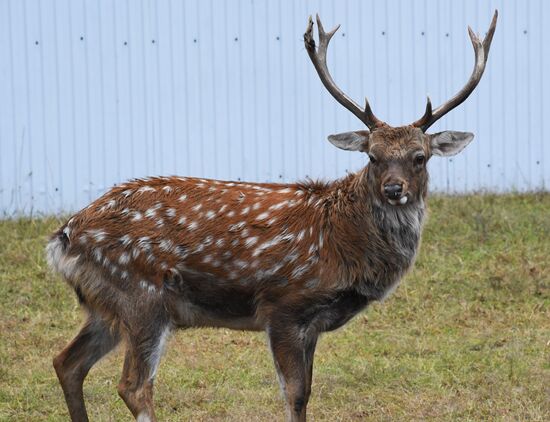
[384,183,403,199]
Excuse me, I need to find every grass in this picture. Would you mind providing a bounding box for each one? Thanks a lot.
[0,194,549,421]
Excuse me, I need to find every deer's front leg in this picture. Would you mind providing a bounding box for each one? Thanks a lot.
[267,323,318,422]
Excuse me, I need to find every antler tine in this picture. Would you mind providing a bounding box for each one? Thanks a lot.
[412,96,433,130]
[412,10,498,132]
[304,15,384,130]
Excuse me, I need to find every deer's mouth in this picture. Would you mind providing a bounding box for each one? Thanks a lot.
[387,195,408,206]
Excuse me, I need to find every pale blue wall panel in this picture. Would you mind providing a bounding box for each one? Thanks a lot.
[0,0,548,216]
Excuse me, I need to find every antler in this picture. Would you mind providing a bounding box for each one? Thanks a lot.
[304,15,384,131]
[413,10,498,131]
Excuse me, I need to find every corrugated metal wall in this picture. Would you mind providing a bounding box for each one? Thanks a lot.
[0,0,548,216]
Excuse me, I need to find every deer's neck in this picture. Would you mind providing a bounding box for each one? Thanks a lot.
[321,167,426,299]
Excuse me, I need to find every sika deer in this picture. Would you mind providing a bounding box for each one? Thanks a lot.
[47,11,497,422]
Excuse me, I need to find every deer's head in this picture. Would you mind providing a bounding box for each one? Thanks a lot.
[304,12,497,206]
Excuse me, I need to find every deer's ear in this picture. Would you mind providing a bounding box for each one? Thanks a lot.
[327,130,370,152]
[430,131,474,157]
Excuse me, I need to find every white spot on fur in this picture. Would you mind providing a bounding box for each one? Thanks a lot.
[227,210,236,218]
[178,216,187,225]
[215,238,225,247]
[291,264,310,279]
[192,203,202,212]
[139,280,156,293]
[206,210,215,220]
[296,230,305,242]
[240,206,250,215]
[88,229,107,242]
[219,204,228,213]
[162,186,173,193]
[188,221,198,231]
[278,188,291,193]
[269,201,288,211]
[253,237,280,257]
[119,252,130,265]
[137,237,152,251]
[174,246,188,259]
[131,211,143,221]
[122,189,133,197]
[252,202,261,210]
[93,248,102,263]
[245,236,258,247]
[178,194,188,202]
[137,186,155,193]
[159,239,174,252]
[228,221,246,232]
[165,208,176,218]
[234,259,248,269]
[256,212,270,221]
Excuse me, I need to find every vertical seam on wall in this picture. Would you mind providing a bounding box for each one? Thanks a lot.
[208,0,218,179]
[52,0,63,210]
[83,0,93,200]
[168,0,177,174]
[139,0,151,175]
[37,0,49,211]
[124,0,135,176]
[98,1,108,190]
[22,0,35,214]
[111,1,121,182]
[154,0,163,177]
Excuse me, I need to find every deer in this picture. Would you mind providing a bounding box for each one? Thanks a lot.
[46,11,497,422]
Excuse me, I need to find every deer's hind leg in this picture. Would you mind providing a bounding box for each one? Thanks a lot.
[117,317,172,422]
[53,314,120,422]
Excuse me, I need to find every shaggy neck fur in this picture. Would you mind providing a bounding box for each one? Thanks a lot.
[319,165,426,299]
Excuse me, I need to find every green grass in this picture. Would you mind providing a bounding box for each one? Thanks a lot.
[0,194,549,421]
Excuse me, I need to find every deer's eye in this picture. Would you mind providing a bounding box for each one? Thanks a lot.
[414,155,426,166]
[368,155,377,164]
